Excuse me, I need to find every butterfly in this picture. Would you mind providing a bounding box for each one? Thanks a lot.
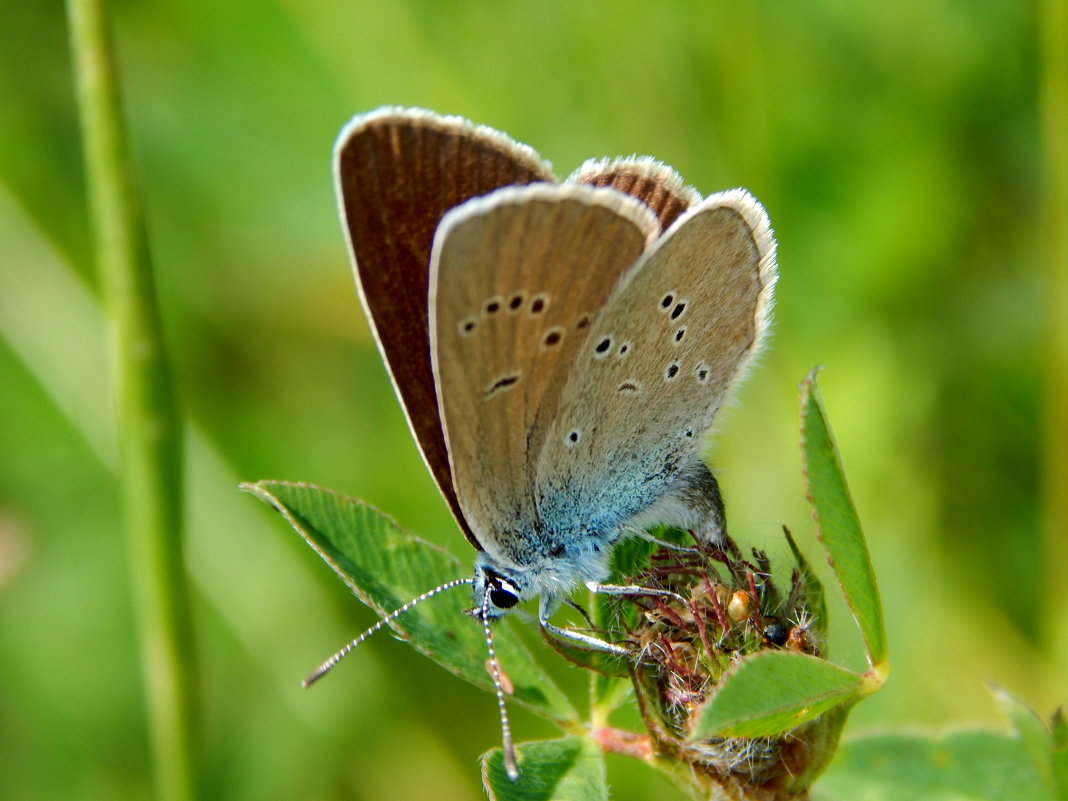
[323,107,776,777]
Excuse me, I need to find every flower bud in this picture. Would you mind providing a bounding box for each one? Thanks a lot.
[727,590,752,623]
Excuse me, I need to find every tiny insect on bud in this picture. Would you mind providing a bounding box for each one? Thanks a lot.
[727,590,752,623]
[786,626,809,653]
[763,621,788,647]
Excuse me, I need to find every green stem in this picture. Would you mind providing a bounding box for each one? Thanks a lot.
[1040,0,1068,664]
[65,2,198,800]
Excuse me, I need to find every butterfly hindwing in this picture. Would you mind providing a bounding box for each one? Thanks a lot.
[535,189,777,536]
[569,156,701,232]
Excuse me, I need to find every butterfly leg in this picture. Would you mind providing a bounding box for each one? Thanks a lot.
[588,582,689,605]
[632,529,700,553]
[538,596,629,656]
[563,597,595,627]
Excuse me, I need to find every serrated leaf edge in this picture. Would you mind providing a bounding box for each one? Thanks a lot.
[798,368,889,673]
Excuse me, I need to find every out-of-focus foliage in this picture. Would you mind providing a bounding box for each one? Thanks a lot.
[0,1,1055,800]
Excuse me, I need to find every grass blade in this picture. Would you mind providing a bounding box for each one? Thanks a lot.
[65,0,197,798]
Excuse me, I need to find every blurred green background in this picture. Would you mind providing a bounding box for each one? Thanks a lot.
[1,0,1062,799]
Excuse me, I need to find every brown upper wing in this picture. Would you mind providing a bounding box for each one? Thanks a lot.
[334,108,554,549]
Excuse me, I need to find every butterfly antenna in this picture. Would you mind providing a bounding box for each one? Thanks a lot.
[481,594,519,780]
[303,577,473,688]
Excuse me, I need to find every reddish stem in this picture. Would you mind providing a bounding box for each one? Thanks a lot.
[705,577,731,632]
[746,571,765,630]
[691,597,716,659]
[592,727,654,761]
[653,596,688,629]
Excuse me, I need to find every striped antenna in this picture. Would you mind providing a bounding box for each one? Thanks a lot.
[481,593,519,780]
[302,577,474,687]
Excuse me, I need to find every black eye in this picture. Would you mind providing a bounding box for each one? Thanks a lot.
[489,588,519,609]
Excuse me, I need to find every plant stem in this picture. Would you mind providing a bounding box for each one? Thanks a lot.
[1040,0,1068,665]
[65,1,199,800]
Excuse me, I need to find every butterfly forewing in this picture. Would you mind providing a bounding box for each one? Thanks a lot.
[335,109,554,548]
[535,189,777,535]
[429,185,660,558]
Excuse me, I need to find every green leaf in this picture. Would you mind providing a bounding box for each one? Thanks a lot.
[690,651,864,739]
[993,687,1068,800]
[818,730,1057,801]
[994,686,1056,789]
[482,738,607,801]
[1051,708,1068,801]
[783,525,828,640]
[243,480,577,724]
[1051,708,1068,750]
[800,368,888,670]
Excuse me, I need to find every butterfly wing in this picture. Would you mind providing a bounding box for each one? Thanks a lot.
[429,184,660,562]
[335,108,554,548]
[536,189,777,535]
[569,156,701,231]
